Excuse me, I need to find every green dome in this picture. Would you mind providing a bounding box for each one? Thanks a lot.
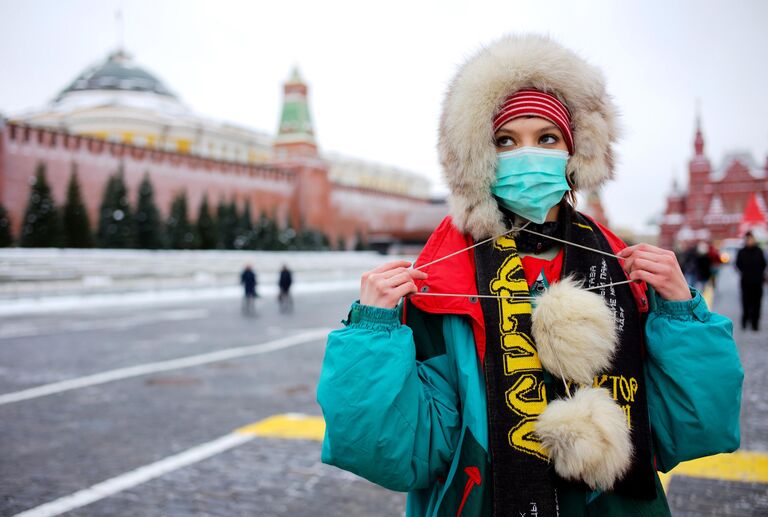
[57,50,177,100]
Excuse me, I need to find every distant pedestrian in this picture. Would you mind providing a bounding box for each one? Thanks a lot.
[679,242,698,287]
[240,264,258,316]
[708,242,724,288]
[694,241,712,291]
[736,232,767,331]
[278,264,293,313]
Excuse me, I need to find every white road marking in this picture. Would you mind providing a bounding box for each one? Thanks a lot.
[0,328,329,406]
[133,332,200,347]
[0,309,210,339]
[12,432,256,517]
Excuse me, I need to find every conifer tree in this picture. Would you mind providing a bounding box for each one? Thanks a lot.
[215,199,226,249]
[354,230,368,251]
[304,228,330,250]
[134,172,162,249]
[277,217,296,250]
[215,199,235,249]
[166,191,197,249]
[253,210,266,249]
[96,175,116,244]
[97,164,134,248]
[62,163,93,248]
[226,200,240,249]
[266,212,282,250]
[20,163,61,247]
[251,210,280,250]
[235,201,254,250]
[0,204,13,247]
[196,194,217,249]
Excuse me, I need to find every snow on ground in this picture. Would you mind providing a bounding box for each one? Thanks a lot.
[0,249,413,315]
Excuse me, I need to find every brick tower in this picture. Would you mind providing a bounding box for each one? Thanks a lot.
[272,67,331,234]
[684,113,712,235]
[274,66,319,160]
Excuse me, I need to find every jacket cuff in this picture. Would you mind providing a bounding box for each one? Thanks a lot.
[342,302,401,330]
[649,287,709,322]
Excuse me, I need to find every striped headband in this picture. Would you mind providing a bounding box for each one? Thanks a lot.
[492,89,574,154]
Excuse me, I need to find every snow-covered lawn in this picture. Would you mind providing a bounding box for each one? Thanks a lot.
[0,248,414,314]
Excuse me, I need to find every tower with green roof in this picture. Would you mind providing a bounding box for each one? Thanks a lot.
[274,66,318,159]
[273,67,330,238]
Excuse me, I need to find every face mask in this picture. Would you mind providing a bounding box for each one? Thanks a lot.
[491,147,571,224]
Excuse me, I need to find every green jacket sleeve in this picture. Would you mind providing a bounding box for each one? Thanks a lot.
[317,302,461,491]
[644,288,744,473]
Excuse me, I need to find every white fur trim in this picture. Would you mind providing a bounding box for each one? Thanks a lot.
[531,277,617,385]
[535,387,633,490]
[439,34,621,238]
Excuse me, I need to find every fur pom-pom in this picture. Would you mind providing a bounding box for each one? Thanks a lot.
[535,386,632,490]
[531,277,617,385]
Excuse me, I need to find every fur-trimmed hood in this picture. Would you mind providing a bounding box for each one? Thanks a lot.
[439,34,621,239]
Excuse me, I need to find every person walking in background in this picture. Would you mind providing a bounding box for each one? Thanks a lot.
[708,241,724,288]
[736,231,767,331]
[278,264,293,313]
[240,264,258,316]
[694,240,712,291]
[679,241,698,287]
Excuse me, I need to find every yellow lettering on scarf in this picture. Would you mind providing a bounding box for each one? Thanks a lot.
[505,373,549,460]
[501,324,539,374]
[593,374,639,428]
[491,236,548,460]
[491,255,531,319]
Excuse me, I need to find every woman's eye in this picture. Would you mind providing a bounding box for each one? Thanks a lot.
[495,136,515,147]
[539,134,558,145]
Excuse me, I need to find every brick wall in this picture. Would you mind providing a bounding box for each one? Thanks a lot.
[0,122,445,244]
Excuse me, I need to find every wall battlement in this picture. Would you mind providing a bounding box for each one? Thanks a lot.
[5,122,296,183]
[0,120,446,247]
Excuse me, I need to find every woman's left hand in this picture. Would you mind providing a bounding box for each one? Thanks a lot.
[616,243,692,301]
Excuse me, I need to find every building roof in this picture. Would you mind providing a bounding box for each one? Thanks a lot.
[712,151,765,181]
[276,67,316,145]
[56,50,177,100]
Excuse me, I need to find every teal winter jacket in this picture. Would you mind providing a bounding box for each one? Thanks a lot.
[317,219,743,516]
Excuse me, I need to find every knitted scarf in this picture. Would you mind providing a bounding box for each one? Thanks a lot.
[474,206,655,516]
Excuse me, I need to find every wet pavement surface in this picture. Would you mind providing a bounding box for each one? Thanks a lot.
[0,264,765,516]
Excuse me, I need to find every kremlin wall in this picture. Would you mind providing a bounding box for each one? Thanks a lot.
[5,49,762,253]
[0,50,446,250]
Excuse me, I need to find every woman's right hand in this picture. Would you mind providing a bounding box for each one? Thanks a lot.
[360,260,428,309]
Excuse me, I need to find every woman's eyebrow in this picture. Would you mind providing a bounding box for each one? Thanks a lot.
[537,124,560,133]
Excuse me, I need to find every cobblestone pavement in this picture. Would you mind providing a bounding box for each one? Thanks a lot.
[664,265,768,516]
[0,265,766,516]
[79,439,405,517]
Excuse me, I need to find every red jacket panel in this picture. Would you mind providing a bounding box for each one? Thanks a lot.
[410,215,649,363]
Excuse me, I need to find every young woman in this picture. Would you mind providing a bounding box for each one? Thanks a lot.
[317,34,743,517]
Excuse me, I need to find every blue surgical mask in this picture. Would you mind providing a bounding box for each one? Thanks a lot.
[491,147,571,224]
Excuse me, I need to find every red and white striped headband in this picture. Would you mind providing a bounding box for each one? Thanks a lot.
[492,89,574,154]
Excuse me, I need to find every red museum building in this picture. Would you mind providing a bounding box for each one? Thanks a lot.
[659,118,768,250]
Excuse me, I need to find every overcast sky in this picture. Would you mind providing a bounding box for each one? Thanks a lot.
[1,0,766,233]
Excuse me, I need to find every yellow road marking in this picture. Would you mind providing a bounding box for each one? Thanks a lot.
[659,451,768,491]
[238,414,768,491]
[236,413,325,441]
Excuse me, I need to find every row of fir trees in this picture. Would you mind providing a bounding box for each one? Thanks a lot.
[0,162,345,250]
